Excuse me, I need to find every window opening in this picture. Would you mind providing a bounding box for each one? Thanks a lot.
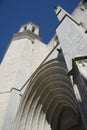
[24,26,27,31]
[32,26,35,33]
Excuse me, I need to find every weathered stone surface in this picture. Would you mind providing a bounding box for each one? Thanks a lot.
[56,16,87,71]
[2,90,21,130]
[0,93,10,130]
[72,1,87,30]
[0,37,58,92]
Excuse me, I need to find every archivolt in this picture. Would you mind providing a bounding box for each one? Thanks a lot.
[13,59,84,130]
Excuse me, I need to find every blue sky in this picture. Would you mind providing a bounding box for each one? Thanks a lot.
[0,0,80,63]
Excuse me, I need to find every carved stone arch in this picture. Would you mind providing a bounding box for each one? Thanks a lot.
[13,59,84,130]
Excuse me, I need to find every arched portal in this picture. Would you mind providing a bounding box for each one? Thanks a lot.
[13,59,84,130]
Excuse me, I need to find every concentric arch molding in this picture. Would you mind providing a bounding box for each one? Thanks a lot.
[13,59,84,130]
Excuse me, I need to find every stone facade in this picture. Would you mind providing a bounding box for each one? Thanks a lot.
[0,1,87,130]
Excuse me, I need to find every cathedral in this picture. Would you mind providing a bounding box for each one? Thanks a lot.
[0,0,87,130]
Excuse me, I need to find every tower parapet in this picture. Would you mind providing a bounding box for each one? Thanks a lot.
[19,22,40,35]
[12,22,41,41]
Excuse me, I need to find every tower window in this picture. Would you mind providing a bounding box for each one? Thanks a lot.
[24,26,27,31]
[32,26,35,33]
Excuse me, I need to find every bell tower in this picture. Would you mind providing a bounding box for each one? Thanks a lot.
[0,21,58,130]
[19,22,39,36]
